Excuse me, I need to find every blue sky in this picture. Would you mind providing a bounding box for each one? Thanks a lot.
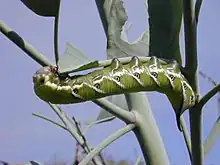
[0,0,219,164]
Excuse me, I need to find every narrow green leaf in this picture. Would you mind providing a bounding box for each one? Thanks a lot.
[21,0,60,17]
[148,0,182,63]
[84,116,116,135]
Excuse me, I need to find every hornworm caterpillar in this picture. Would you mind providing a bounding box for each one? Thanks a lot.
[33,56,196,130]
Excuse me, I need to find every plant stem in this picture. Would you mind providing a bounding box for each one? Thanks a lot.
[54,1,61,63]
[125,93,170,165]
[48,103,101,165]
[180,116,192,161]
[0,20,52,66]
[195,0,203,25]
[183,0,202,164]
[32,113,67,130]
[83,116,116,135]
[134,156,142,165]
[198,84,220,108]
[79,124,135,165]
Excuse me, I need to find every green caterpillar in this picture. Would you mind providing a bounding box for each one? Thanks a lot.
[33,56,196,130]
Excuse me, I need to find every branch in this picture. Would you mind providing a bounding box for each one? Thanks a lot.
[54,2,61,63]
[83,116,116,135]
[197,84,220,109]
[183,0,201,164]
[125,93,170,165]
[79,124,135,165]
[0,20,52,66]
[98,152,108,165]
[183,0,198,77]
[95,0,108,37]
[48,103,102,165]
[195,0,203,25]
[71,116,92,154]
[199,71,217,86]
[134,156,142,165]
[180,116,192,161]
[48,103,84,145]
[32,113,67,130]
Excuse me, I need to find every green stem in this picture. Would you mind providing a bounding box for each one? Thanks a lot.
[32,113,67,130]
[0,20,52,66]
[48,103,101,165]
[183,0,198,76]
[48,103,84,145]
[189,107,203,165]
[71,117,90,149]
[134,156,142,165]
[125,93,170,165]
[195,0,203,25]
[83,116,116,135]
[95,0,108,37]
[79,124,135,165]
[183,0,201,164]
[54,1,61,63]
[180,116,192,161]
[198,84,220,109]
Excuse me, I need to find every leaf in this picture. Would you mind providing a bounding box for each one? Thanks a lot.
[204,117,220,156]
[148,0,182,63]
[97,94,129,121]
[97,109,115,121]
[57,42,99,74]
[104,0,149,59]
[21,0,60,17]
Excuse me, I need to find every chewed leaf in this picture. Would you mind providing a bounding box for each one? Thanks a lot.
[57,42,99,74]
[104,0,149,59]
[21,0,60,17]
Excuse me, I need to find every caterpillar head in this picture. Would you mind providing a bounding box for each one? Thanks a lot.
[33,66,59,102]
[33,66,60,86]
[33,66,71,103]
[33,66,59,84]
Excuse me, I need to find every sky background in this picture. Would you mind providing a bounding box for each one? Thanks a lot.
[0,0,220,164]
